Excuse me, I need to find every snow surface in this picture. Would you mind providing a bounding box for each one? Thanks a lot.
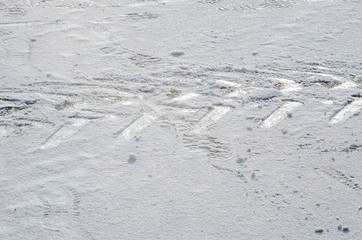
[0,0,361,239]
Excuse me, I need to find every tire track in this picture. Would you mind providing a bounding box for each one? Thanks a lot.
[171,92,200,102]
[272,77,302,93]
[192,106,231,134]
[175,106,233,160]
[315,167,361,191]
[116,113,156,141]
[261,101,303,128]
[39,119,88,150]
[217,0,300,11]
[330,99,362,124]
[305,71,356,90]
[183,133,232,160]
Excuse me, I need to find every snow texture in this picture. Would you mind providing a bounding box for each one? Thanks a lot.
[0,0,362,239]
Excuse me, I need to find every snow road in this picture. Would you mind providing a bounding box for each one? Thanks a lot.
[1,0,361,239]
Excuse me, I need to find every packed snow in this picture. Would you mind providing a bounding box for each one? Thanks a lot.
[0,0,361,239]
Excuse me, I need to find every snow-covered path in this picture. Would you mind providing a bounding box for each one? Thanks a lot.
[1,0,361,239]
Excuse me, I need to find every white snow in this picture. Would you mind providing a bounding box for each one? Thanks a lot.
[192,106,231,134]
[1,0,362,239]
[172,92,200,102]
[261,101,303,128]
[117,113,156,141]
[39,119,89,150]
[330,99,362,124]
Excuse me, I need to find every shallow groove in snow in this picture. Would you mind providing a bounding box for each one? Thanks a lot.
[330,99,362,124]
[192,106,231,134]
[261,101,303,128]
[117,113,156,141]
[39,119,88,150]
